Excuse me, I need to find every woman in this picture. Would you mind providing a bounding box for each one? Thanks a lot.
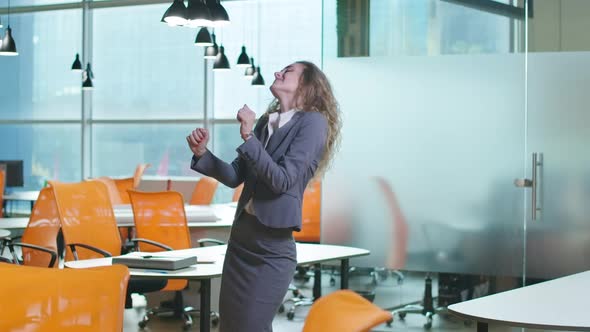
[186,61,341,332]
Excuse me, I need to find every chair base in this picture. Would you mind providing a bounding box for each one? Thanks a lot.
[139,306,220,331]
[279,285,314,320]
[386,274,446,329]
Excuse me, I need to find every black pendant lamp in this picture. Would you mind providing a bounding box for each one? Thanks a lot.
[204,33,218,59]
[0,0,17,56]
[0,26,17,56]
[244,57,255,78]
[71,53,83,71]
[213,45,230,71]
[161,0,188,26]
[194,27,212,46]
[206,0,230,27]
[236,46,250,67]
[251,66,265,86]
[186,0,212,28]
[82,63,94,90]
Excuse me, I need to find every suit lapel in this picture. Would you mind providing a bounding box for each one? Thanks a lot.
[256,115,269,145]
[265,111,304,157]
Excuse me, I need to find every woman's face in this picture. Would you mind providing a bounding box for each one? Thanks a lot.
[270,62,305,98]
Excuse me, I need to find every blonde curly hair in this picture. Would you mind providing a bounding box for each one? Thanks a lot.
[265,61,342,180]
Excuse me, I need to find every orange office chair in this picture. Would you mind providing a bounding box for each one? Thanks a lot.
[232,183,244,202]
[189,176,219,205]
[302,289,392,332]
[0,264,130,332]
[128,189,220,330]
[4,187,60,268]
[281,180,322,319]
[50,180,166,308]
[113,163,151,204]
[90,177,135,251]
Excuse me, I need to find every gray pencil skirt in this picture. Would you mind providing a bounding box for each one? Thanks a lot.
[219,211,297,332]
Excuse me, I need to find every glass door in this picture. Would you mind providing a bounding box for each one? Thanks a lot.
[321,0,528,284]
[524,0,590,280]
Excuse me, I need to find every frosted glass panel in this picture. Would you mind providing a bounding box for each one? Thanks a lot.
[526,52,590,278]
[321,55,526,276]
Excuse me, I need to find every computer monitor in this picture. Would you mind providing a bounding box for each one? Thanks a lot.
[0,160,24,187]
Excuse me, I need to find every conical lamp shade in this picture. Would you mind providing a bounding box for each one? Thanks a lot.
[213,45,230,71]
[194,27,213,46]
[204,33,218,59]
[0,26,18,56]
[244,58,256,78]
[186,0,212,28]
[161,0,188,26]
[206,0,230,27]
[71,53,83,71]
[236,46,250,67]
[82,76,94,90]
[251,66,265,86]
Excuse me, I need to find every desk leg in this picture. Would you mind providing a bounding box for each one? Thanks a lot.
[477,322,488,332]
[200,279,211,332]
[313,263,321,300]
[340,258,349,289]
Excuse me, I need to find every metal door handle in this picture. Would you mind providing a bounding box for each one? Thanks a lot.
[514,153,542,220]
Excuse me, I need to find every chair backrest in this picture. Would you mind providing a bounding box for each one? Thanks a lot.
[113,178,133,204]
[294,180,322,242]
[128,189,191,291]
[128,190,192,251]
[91,177,124,205]
[232,183,244,202]
[50,181,122,261]
[21,187,61,267]
[133,163,150,188]
[189,176,219,205]
[0,170,5,210]
[0,264,130,332]
[374,176,408,269]
[302,290,392,332]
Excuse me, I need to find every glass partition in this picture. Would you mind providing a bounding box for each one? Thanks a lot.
[525,0,590,279]
[321,0,527,278]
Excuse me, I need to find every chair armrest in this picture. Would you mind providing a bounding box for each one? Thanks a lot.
[68,243,112,261]
[197,238,226,247]
[130,238,173,251]
[8,243,58,268]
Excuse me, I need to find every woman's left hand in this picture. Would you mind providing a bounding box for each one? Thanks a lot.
[237,104,256,140]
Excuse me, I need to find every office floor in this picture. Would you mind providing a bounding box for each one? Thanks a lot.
[122,270,537,332]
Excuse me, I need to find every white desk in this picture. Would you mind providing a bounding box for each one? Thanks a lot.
[0,204,236,230]
[447,270,590,331]
[66,243,370,332]
[0,229,10,238]
[2,191,40,214]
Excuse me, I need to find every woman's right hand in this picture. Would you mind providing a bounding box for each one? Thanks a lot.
[186,128,209,157]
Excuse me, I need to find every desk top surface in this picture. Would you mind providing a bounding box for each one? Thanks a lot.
[65,243,370,280]
[0,204,236,230]
[447,270,590,331]
[3,191,40,201]
[0,229,11,237]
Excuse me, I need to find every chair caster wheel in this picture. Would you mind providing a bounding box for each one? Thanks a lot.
[424,318,433,329]
[287,311,295,320]
[212,316,220,327]
[182,323,192,331]
[386,318,393,327]
[399,312,406,319]
[138,320,147,329]
[278,304,285,313]
[330,278,336,286]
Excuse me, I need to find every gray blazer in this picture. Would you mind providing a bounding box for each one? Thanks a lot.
[191,110,328,230]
